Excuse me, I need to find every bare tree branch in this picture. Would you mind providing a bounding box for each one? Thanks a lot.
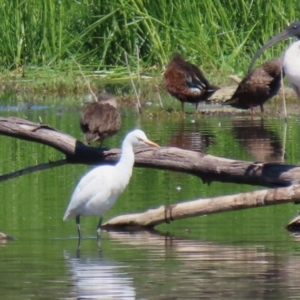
[103,184,300,229]
[0,117,300,188]
[72,56,97,102]
[0,159,68,182]
[2,116,300,230]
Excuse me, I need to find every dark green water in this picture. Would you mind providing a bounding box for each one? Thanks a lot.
[1,103,300,299]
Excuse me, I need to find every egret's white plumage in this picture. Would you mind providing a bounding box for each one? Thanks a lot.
[283,40,300,98]
[63,129,159,241]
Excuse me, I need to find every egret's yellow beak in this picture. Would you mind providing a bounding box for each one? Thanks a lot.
[143,139,160,147]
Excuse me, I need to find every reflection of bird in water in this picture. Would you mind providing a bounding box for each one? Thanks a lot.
[224,58,283,114]
[166,121,215,152]
[163,53,219,112]
[63,129,159,244]
[80,92,121,146]
[64,251,135,299]
[231,118,285,163]
[249,20,300,99]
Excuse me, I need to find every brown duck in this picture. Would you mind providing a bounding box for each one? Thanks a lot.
[249,20,300,100]
[80,92,121,145]
[224,58,283,114]
[163,53,219,112]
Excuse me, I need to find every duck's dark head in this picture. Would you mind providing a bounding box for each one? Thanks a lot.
[249,20,300,71]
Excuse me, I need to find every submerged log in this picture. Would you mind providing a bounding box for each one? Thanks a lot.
[286,213,300,232]
[0,117,300,188]
[0,231,13,241]
[103,184,300,229]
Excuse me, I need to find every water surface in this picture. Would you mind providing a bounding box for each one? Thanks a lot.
[1,102,300,299]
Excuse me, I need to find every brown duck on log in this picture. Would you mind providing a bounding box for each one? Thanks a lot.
[80,92,121,146]
[163,53,219,112]
[224,58,283,114]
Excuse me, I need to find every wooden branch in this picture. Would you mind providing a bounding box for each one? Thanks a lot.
[0,231,13,241]
[286,212,300,232]
[102,184,300,229]
[0,117,106,164]
[138,148,300,187]
[0,159,68,182]
[72,56,97,102]
[1,117,300,188]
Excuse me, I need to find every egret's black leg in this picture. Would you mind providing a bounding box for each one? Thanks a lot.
[76,215,82,251]
[96,217,103,250]
[96,217,103,237]
[76,215,81,239]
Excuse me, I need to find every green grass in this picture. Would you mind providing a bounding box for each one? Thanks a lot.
[0,1,299,72]
[0,0,299,106]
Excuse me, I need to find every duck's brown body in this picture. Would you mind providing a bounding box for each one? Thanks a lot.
[224,58,283,114]
[163,54,218,112]
[248,21,300,101]
[80,93,121,145]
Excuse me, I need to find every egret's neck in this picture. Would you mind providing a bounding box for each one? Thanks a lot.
[116,140,135,177]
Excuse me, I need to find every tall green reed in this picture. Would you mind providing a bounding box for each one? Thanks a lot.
[0,0,299,74]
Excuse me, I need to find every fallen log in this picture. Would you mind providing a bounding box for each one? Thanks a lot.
[0,231,14,241]
[286,213,300,232]
[1,116,300,188]
[102,184,300,229]
[0,117,105,164]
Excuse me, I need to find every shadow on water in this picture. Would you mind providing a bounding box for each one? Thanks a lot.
[63,230,300,299]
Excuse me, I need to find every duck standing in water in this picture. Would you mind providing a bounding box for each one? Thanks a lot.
[249,20,300,99]
[163,53,219,112]
[80,92,121,146]
[224,58,283,114]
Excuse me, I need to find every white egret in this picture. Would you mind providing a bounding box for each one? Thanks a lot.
[63,129,159,242]
[249,20,300,99]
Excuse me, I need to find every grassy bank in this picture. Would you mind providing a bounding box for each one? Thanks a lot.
[0,0,299,111]
[1,1,299,73]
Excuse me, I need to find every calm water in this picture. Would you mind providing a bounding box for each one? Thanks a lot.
[1,101,300,299]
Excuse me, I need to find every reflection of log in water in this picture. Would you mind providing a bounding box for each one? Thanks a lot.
[105,231,296,299]
[166,120,215,152]
[232,118,285,162]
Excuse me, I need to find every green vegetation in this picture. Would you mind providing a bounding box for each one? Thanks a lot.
[1,1,299,74]
[0,0,299,108]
